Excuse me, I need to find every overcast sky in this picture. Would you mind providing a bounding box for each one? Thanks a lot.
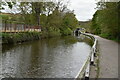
[68,0,97,21]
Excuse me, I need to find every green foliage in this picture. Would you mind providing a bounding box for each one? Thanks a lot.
[90,10,101,34]
[2,32,41,44]
[40,14,47,27]
[0,14,9,20]
[90,2,119,41]
[48,29,61,37]
[60,27,72,36]
[79,21,91,33]
[62,12,79,30]
[47,8,62,28]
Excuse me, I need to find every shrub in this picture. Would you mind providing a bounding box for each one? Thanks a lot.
[2,32,41,44]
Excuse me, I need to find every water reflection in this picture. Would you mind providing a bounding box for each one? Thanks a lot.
[1,35,92,78]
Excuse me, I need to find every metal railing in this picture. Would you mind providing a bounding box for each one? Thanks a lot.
[75,33,98,80]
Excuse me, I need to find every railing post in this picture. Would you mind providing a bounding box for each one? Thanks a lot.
[90,50,94,65]
[85,61,90,80]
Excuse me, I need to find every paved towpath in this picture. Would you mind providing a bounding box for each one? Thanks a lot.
[93,35,119,78]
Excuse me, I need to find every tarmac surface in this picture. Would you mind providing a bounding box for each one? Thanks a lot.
[94,35,119,78]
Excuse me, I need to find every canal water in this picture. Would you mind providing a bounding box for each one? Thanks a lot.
[1,34,93,78]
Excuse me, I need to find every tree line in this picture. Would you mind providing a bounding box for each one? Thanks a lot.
[90,1,120,41]
[0,1,79,37]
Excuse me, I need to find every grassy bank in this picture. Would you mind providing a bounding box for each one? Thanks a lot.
[1,30,72,44]
[1,32,41,44]
[99,34,120,42]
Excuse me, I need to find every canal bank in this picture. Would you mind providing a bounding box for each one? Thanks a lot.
[1,31,62,44]
[1,32,41,44]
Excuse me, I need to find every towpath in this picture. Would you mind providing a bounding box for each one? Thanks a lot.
[90,35,119,79]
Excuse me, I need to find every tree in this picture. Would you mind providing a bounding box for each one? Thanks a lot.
[31,2,46,26]
[45,2,55,16]
[0,1,16,12]
[91,1,119,40]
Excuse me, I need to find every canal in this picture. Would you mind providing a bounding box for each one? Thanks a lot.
[1,34,93,78]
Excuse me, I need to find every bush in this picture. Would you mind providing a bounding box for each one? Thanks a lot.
[2,32,41,44]
[60,27,72,36]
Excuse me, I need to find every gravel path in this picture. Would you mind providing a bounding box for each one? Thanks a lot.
[94,35,119,78]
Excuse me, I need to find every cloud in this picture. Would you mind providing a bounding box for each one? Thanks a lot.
[68,0,97,21]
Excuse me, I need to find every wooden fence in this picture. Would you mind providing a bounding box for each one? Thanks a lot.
[0,20,41,33]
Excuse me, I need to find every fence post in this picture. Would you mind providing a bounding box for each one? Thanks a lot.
[34,26,35,31]
[17,24,19,33]
[10,22,11,33]
[5,20,6,32]
[15,24,16,33]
